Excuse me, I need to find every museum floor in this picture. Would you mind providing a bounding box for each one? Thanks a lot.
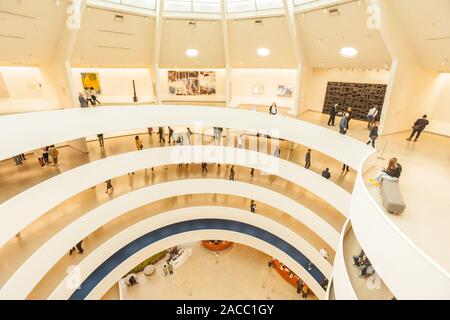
[102,242,316,300]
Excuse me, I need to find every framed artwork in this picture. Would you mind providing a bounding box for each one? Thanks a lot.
[168,70,216,96]
[252,84,264,95]
[81,73,101,93]
[0,73,9,98]
[277,85,293,97]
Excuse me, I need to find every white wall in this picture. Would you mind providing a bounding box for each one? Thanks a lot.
[159,68,226,102]
[305,68,390,113]
[0,66,60,114]
[230,68,297,110]
[428,73,450,137]
[71,68,154,104]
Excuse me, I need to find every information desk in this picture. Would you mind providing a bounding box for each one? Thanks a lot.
[202,240,233,251]
[272,259,300,287]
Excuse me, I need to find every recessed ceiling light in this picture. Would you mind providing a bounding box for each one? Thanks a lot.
[340,47,358,58]
[185,48,199,58]
[257,48,270,57]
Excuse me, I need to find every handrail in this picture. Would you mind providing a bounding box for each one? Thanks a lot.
[0,106,373,167]
[0,146,350,247]
[49,207,329,299]
[0,179,337,299]
[331,218,357,299]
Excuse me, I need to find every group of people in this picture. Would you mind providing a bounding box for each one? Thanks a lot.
[78,87,101,108]
[353,250,375,278]
[329,103,430,145]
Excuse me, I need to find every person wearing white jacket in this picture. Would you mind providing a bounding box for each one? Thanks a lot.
[367,106,379,128]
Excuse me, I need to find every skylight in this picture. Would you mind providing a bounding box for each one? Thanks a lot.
[163,0,222,14]
[104,0,157,10]
[226,0,283,13]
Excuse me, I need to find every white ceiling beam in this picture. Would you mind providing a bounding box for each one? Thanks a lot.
[282,0,312,116]
[221,0,232,107]
[150,0,164,104]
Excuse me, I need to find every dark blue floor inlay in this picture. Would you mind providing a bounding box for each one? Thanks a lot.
[69,219,327,300]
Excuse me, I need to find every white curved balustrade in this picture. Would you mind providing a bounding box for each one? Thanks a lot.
[0,106,372,169]
[48,207,331,300]
[331,218,357,300]
[0,146,351,247]
[350,154,450,299]
[0,179,339,299]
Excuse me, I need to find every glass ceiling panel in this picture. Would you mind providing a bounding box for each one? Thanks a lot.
[164,0,222,13]
[103,0,157,10]
[226,0,283,13]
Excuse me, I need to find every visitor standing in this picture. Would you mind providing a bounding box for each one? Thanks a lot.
[327,104,337,126]
[201,162,208,173]
[90,87,101,105]
[269,102,278,115]
[346,107,353,129]
[367,106,379,128]
[158,126,166,143]
[305,149,311,169]
[105,179,113,194]
[366,122,379,148]
[97,133,104,147]
[186,127,193,144]
[42,147,50,164]
[84,87,95,106]
[168,263,174,275]
[48,145,59,166]
[78,92,88,108]
[168,126,175,144]
[339,113,349,135]
[135,135,143,151]
[250,200,256,213]
[406,115,429,142]
[229,165,235,181]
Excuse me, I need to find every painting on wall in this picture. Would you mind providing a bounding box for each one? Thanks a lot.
[81,73,101,93]
[322,82,387,121]
[277,85,293,97]
[252,84,264,95]
[0,73,9,99]
[168,71,216,96]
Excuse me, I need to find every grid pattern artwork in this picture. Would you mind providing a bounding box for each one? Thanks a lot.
[322,82,387,121]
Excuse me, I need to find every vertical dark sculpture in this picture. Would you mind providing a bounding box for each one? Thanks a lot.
[132,80,138,102]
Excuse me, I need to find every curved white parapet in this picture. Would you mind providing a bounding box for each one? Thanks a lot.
[0,106,372,169]
[0,146,350,247]
[350,155,450,300]
[0,179,339,299]
[49,207,332,300]
[331,218,357,300]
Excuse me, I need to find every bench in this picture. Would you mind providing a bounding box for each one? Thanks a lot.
[380,180,406,215]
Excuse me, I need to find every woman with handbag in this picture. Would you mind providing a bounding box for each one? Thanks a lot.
[366,122,379,148]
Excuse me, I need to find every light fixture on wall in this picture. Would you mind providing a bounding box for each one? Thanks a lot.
[257,48,270,57]
[185,49,199,58]
[340,47,358,58]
